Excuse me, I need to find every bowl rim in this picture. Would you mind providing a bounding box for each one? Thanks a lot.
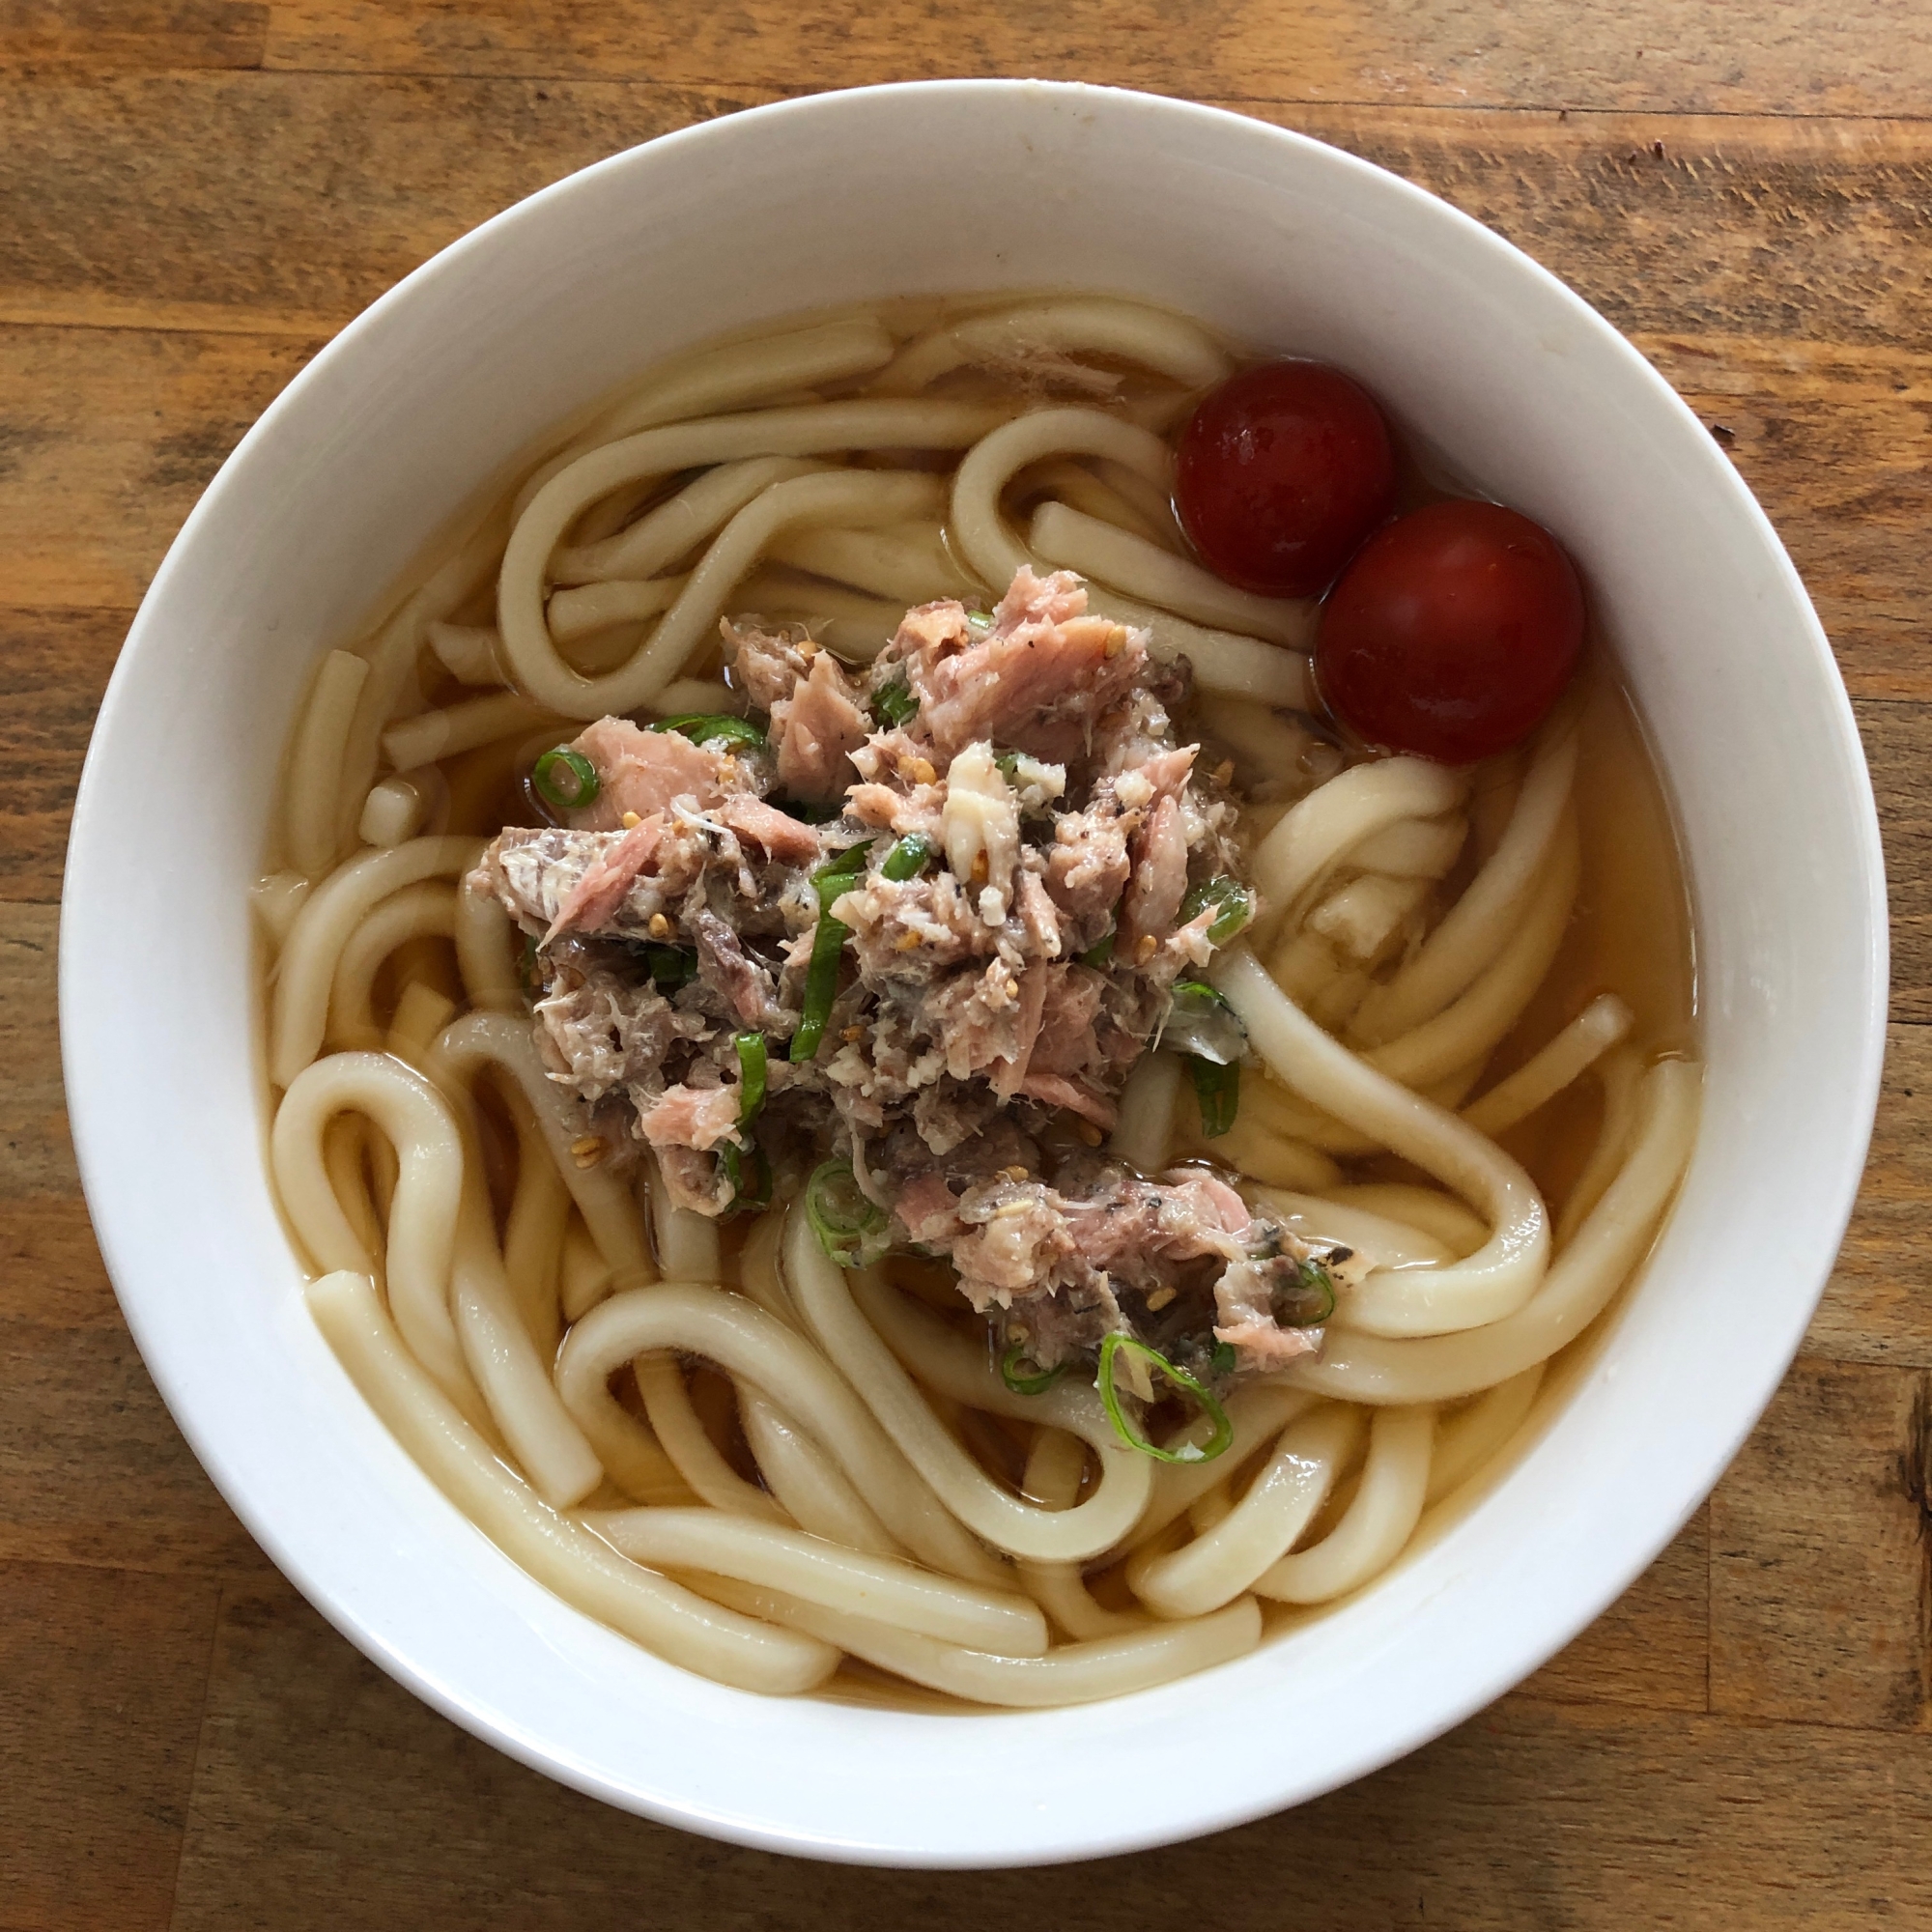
[60,76,1889,1866]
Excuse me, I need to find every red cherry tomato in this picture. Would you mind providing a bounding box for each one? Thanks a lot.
[1176,362,1396,598]
[1316,500,1584,764]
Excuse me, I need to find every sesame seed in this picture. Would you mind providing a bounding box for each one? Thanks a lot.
[1135,933,1158,964]
[1002,1164,1030,1181]
[1145,1285,1177,1311]
[1075,1120,1103,1147]
[1104,625,1130,659]
[621,811,642,830]
[842,1025,865,1042]
[569,1135,606,1168]
[1005,978,1020,999]
[909,757,937,786]
[648,912,672,940]
[895,930,923,952]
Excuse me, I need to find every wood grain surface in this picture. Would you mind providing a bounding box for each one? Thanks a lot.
[4,4,1929,1924]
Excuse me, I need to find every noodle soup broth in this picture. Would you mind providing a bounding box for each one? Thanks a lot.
[259,293,1700,1710]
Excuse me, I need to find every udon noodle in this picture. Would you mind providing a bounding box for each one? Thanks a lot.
[260,294,1699,1706]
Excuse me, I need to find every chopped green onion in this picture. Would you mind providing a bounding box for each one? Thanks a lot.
[1209,1340,1237,1377]
[881,833,935,883]
[1078,928,1116,969]
[650,713,766,752]
[532,746,600,811]
[965,608,994,629]
[1095,1333,1233,1464]
[734,1031,767,1128]
[1189,1055,1240,1138]
[642,943,696,993]
[804,1159,888,1266]
[789,839,876,1063]
[1159,980,1247,1065]
[1179,875,1254,946]
[871,677,919,728]
[720,1138,772,1214]
[1275,1258,1336,1327]
[1000,1341,1066,1397]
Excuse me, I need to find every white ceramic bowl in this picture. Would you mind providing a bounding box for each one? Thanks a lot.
[62,81,1886,1866]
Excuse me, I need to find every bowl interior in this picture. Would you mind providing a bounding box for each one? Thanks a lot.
[61,81,1886,1866]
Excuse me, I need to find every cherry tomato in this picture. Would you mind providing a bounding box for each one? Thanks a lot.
[1176,362,1396,598]
[1316,499,1583,764]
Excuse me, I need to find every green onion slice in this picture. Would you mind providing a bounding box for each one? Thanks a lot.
[1189,1055,1240,1138]
[1000,1341,1067,1397]
[642,943,696,992]
[1209,1340,1238,1377]
[870,677,919,729]
[720,1139,773,1214]
[1158,980,1248,1065]
[531,746,600,811]
[1078,927,1116,970]
[1095,1333,1233,1464]
[804,1159,888,1266]
[1275,1258,1336,1327]
[881,833,935,883]
[649,713,767,752]
[1179,875,1255,947]
[790,839,877,1064]
[734,1031,767,1128]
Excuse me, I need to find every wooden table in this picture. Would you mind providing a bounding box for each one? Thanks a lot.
[5,5,1931,1923]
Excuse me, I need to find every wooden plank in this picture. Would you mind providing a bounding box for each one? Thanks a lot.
[1811,1023,1932,1369]
[1711,1357,1932,1733]
[0,902,69,1198]
[0,1558,219,1932]
[0,607,128,901]
[0,5,266,72]
[0,74,770,337]
[257,0,1932,120]
[169,1574,1925,1928]
[5,93,1929,705]
[1520,1506,1708,1713]
[0,326,317,610]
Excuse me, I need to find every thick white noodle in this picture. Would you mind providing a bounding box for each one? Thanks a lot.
[554,1282,1009,1586]
[588,1508,1049,1655]
[1217,950,1550,1338]
[357,774,428,848]
[1108,1049,1180,1171]
[948,408,1309,704]
[519,317,899,513]
[764,521,980,605]
[1252,759,1468,917]
[646,1157,723,1281]
[433,1009,652,1287]
[554,456,827,585]
[270,837,482,1088]
[546,576,685,640]
[1327,1184,1490,1258]
[327,882,458,1051]
[737,1382,905,1558]
[1252,1189,1453,1271]
[497,401,1009,715]
[1557,1048,1645,1245]
[1426,1366,1545,1504]
[1253,1406,1435,1603]
[702,1577,1263,1709]
[633,1352,788,1523]
[875,297,1230,396]
[1128,1404,1363,1618]
[815,1249,1154,1563]
[306,1271,838,1693]
[1353,725,1580,1043]
[1030,500,1315,649]
[1016,1429,1150,1640]
[271,1051,477,1421]
[380,691,560,773]
[1462,994,1634,1137]
[283,650,371,878]
[1284,1059,1701,1405]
